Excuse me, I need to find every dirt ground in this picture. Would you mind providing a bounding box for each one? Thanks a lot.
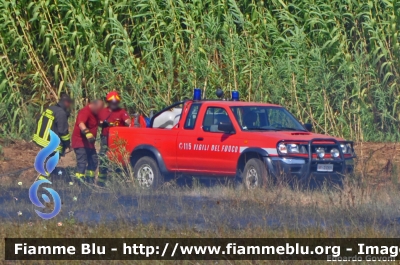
[0,140,76,185]
[354,142,400,184]
[0,141,399,185]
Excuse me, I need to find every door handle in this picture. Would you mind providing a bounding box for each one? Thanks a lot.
[197,137,204,141]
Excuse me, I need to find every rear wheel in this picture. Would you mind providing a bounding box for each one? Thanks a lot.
[241,158,269,189]
[133,156,163,189]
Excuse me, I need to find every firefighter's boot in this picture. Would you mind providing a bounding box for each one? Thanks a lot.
[85,170,95,184]
[97,173,107,187]
[74,173,86,186]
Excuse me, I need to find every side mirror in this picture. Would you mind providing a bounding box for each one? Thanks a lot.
[304,123,312,132]
[218,122,235,133]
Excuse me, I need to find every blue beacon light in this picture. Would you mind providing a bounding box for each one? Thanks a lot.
[193,88,202,100]
[232,91,239,101]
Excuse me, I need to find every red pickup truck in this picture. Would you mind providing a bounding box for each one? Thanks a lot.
[108,91,355,189]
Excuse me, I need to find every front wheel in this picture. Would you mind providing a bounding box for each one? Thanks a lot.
[241,158,270,189]
[133,156,163,189]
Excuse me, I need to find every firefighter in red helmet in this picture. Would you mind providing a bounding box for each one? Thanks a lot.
[98,91,131,186]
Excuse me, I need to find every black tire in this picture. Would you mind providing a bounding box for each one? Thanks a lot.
[241,158,270,189]
[133,156,163,189]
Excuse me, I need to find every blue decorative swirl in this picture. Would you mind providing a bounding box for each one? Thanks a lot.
[29,179,62,220]
[34,130,60,176]
[42,194,50,203]
[30,129,62,220]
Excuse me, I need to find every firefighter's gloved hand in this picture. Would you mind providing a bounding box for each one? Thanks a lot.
[60,147,69,157]
[86,133,95,143]
[82,129,95,143]
[101,120,110,128]
[62,140,71,149]
[60,140,70,157]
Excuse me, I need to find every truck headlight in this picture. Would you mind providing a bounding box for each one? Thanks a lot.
[346,143,352,153]
[316,147,325,158]
[278,143,300,154]
[287,144,299,153]
[330,148,340,158]
[340,144,347,154]
[278,143,287,154]
[340,143,353,154]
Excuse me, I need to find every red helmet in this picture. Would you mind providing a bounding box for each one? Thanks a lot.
[105,91,121,102]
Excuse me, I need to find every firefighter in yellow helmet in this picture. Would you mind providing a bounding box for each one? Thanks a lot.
[33,93,72,180]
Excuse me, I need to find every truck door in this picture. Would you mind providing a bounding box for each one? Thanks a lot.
[197,106,239,175]
[175,103,204,172]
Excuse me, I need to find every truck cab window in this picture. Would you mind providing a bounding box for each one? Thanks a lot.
[267,108,298,128]
[202,107,231,132]
[230,106,305,131]
[184,104,200,129]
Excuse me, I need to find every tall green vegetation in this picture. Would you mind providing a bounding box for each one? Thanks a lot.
[0,0,399,141]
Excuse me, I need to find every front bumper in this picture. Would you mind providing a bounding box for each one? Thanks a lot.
[264,138,355,182]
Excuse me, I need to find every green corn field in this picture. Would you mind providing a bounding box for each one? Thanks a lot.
[0,0,399,141]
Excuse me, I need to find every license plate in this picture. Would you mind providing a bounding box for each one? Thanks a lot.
[317,164,334,172]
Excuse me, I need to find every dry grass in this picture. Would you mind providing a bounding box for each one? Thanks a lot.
[1,147,400,264]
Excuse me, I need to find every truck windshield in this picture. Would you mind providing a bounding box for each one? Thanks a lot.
[230,106,307,131]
